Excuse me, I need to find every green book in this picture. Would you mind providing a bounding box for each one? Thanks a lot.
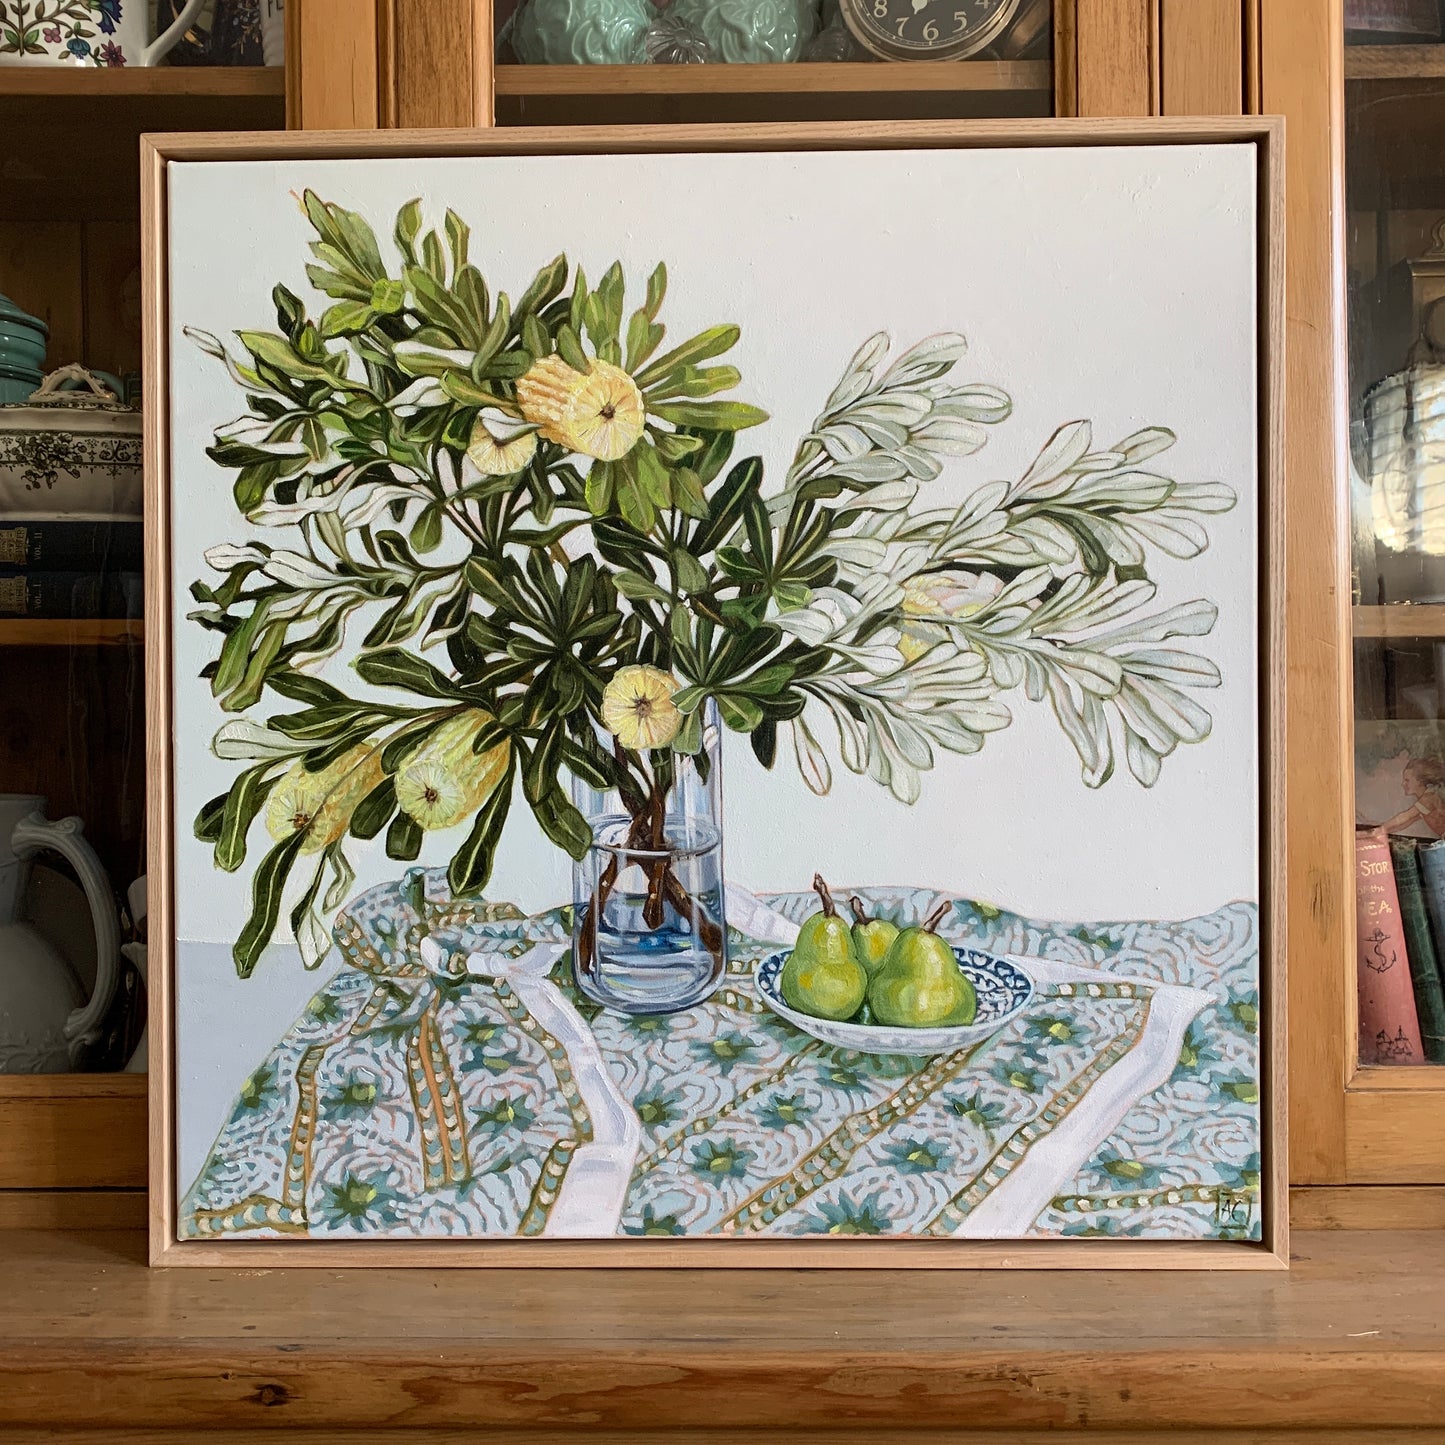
[1387,836,1445,1064]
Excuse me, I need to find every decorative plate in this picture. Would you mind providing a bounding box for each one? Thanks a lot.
[754,944,1034,1056]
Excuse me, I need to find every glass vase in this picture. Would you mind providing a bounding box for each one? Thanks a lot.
[571,703,726,1015]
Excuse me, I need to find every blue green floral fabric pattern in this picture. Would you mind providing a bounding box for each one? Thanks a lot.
[180,871,1260,1242]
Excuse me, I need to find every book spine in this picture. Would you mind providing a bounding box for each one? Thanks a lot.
[1387,835,1445,1063]
[1356,827,1425,1065]
[0,517,144,571]
[0,570,143,619]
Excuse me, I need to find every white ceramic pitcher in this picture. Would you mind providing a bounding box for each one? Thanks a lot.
[0,0,208,67]
[0,795,118,1072]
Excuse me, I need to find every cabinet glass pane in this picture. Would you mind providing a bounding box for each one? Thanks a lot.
[492,0,1053,125]
[1347,0,1445,1067]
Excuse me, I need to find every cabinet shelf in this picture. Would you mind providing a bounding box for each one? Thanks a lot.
[0,619,143,648]
[0,65,282,98]
[0,1074,145,1190]
[1354,605,1445,640]
[495,59,1051,97]
[495,59,1053,124]
[1346,43,1445,80]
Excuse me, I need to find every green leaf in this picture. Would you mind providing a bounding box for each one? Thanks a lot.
[672,548,709,594]
[233,828,309,978]
[614,568,669,602]
[447,751,516,897]
[717,694,764,732]
[515,254,569,324]
[652,431,702,464]
[529,783,592,861]
[353,649,464,700]
[690,456,761,554]
[670,466,709,520]
[267,671,349,708]
[635,324,740,390]
[394,198,423,262]
[409,503,443,554]
[237,330,339,385]
[650,400,769,432]
[386,811,423,861]
[585,460,616,516]
[556,322,590,374]
[444,208,470,273]
[195,792,229,844]
[370,277,406,315]
[522,313,551,364]
[349,776,397,840]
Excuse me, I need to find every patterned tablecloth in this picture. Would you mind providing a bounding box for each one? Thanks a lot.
[181,871,1262,1243]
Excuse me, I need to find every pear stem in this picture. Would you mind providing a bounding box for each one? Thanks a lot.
[812,873,837,918]
[847,894,871,926]
[923,900,952,933]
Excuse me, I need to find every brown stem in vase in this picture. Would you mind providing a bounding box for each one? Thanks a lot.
[662,867,724,961]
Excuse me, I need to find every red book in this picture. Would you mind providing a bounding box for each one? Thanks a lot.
[1356,827,1425,1065]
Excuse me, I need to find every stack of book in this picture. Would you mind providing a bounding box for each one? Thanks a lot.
[1355,826,1445,1065]
[0,515,143,618]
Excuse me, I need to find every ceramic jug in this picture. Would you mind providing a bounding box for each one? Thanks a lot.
[0,795,118,1073]
[0,0,209,67]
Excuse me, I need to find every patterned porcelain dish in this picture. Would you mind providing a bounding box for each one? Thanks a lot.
[755,945,1034,1056]
[0,365,142,515]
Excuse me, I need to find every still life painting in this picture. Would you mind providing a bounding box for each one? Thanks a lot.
[160,141,1268,1253]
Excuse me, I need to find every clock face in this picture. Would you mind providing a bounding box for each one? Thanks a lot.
[839,0,1021,60]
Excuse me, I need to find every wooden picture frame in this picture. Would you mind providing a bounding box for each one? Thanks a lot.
[145,118,1285,1268]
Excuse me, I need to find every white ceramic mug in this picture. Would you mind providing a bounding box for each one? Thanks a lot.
[0,0,209,66]
[260,0,283,65]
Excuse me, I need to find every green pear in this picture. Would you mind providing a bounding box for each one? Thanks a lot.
[781,874,867,1022]
[868,901,978,1028]
[848,895,900,976]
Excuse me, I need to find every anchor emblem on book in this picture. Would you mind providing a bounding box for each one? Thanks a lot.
[1365,926,1398,972]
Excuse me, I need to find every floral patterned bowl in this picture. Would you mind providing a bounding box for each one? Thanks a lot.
[754,945,1034,1057]
[0,366,141,514]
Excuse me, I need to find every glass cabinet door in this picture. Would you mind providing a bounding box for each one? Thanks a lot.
[491,0,1055,125]
[1347,1,1445,1068]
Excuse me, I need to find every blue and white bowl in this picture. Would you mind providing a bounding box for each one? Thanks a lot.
[755,945,1034,1056]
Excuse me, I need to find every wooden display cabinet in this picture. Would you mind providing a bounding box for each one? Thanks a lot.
[0,0,1277,1225]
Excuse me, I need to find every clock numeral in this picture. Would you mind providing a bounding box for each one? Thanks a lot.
[873,0,888,17]
[895,15,908,33]
[922,18,939,40]
[954,8,968,28]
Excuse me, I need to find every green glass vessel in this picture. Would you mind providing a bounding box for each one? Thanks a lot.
[512,0,653,64]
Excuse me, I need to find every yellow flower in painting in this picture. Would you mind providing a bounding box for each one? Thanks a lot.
[465,407,539,477]
[600,665,682,751]
[898,570,1004,663]
[395,709,510,831]
[515,354,645,462]
[265,745,383,854]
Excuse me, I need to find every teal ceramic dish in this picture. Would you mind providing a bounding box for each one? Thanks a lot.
[0,295,47,379]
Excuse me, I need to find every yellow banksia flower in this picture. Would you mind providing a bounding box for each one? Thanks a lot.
[600,665,682,751]
[395,709,510,831]
[898,571,1003,663]
[466,408,539,477]
[265,744,383,854]
[515,354,645,462]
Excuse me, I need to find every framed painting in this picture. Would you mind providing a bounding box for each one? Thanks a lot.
[144,120,1285,1267]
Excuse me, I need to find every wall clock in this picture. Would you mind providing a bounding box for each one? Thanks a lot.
[838,0,1020,61]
